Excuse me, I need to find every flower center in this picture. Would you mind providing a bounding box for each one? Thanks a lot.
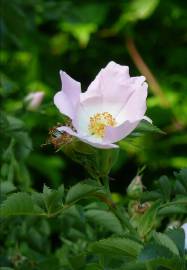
[89,112,116,138]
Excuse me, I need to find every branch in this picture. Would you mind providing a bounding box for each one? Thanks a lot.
[126,37,170,108]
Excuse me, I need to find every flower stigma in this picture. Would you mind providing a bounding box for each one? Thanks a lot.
[88,112,116,138]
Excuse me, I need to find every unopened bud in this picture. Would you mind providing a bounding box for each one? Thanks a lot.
[127,175,143,199]
[25,91,44,110]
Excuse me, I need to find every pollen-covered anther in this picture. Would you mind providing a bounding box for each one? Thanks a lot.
[89,112,117,138]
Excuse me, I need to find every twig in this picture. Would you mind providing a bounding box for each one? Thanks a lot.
[126,37,170,108]
[126,36,185,132]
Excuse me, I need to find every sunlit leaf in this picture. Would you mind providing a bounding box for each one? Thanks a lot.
[91,237,143,258]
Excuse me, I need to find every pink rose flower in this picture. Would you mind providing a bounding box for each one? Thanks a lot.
[54,61,150,149]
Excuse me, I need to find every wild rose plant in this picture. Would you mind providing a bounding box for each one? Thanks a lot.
[0,62,186,270]
[49,62,186,269]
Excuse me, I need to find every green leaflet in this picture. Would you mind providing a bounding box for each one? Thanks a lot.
[0,192,44,216]
[154,232,179,256]
[137,201,160,238]
[42,184,64,214]
[91,237,143,258]
[139,242,183,270]
[166,228,186,255]
[158,204,187,215]
[174,169,187,191]
[85,209,123,234]
[129,119,165,137]
[157,175,172,201]
[65,182,102,204]
[0,185,65,217]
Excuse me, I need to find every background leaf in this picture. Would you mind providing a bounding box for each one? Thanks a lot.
[154,232,179,255]
[0,192,44,216]
[65,182,102,204]
[85,209,123,234]
[91,237,143,258]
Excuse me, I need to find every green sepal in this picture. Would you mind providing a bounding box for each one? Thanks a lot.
[62,140,119,178]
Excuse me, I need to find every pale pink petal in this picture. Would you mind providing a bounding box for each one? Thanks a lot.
[104,120,140,143]
[81,139,118,149]
[57,126,118,149]
[75,95,120,134]
[54,71,81,119]
[128,76,145,86]
[81,61,131,104]
[116,82,148,123]
[75,96,103,134]
[81,62,146,125]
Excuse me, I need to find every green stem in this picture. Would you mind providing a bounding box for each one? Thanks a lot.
[112,206,138,236]
[100,175,138,237]
[95,176,102,186]
[47,204,71,218]
[101,175,110,195]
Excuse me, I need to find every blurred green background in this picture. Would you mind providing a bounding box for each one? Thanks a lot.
[1,0,187,193]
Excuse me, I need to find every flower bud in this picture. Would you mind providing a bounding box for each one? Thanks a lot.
[25,91,44,110]
[127,175,143,199]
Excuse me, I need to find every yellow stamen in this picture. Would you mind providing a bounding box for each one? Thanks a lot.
[89,112,116,138]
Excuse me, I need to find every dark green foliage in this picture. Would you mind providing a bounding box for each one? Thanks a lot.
[0,192,44,216]
[91,237,143,258]
[1,0,187,269]
[0,170,186,269]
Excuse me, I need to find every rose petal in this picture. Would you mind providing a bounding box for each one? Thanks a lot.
[54,71,81,119]
[81,61,131,104]
[104,120,140,143]
[116,82,148,124]
[57,126,118,149]
[75,96,103,134]
[76,95,120,135]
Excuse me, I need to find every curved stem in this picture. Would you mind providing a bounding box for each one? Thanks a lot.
[126,36,185,132]
[101,175,110,195]
[126,36,169,107]
[100,175,139,237]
